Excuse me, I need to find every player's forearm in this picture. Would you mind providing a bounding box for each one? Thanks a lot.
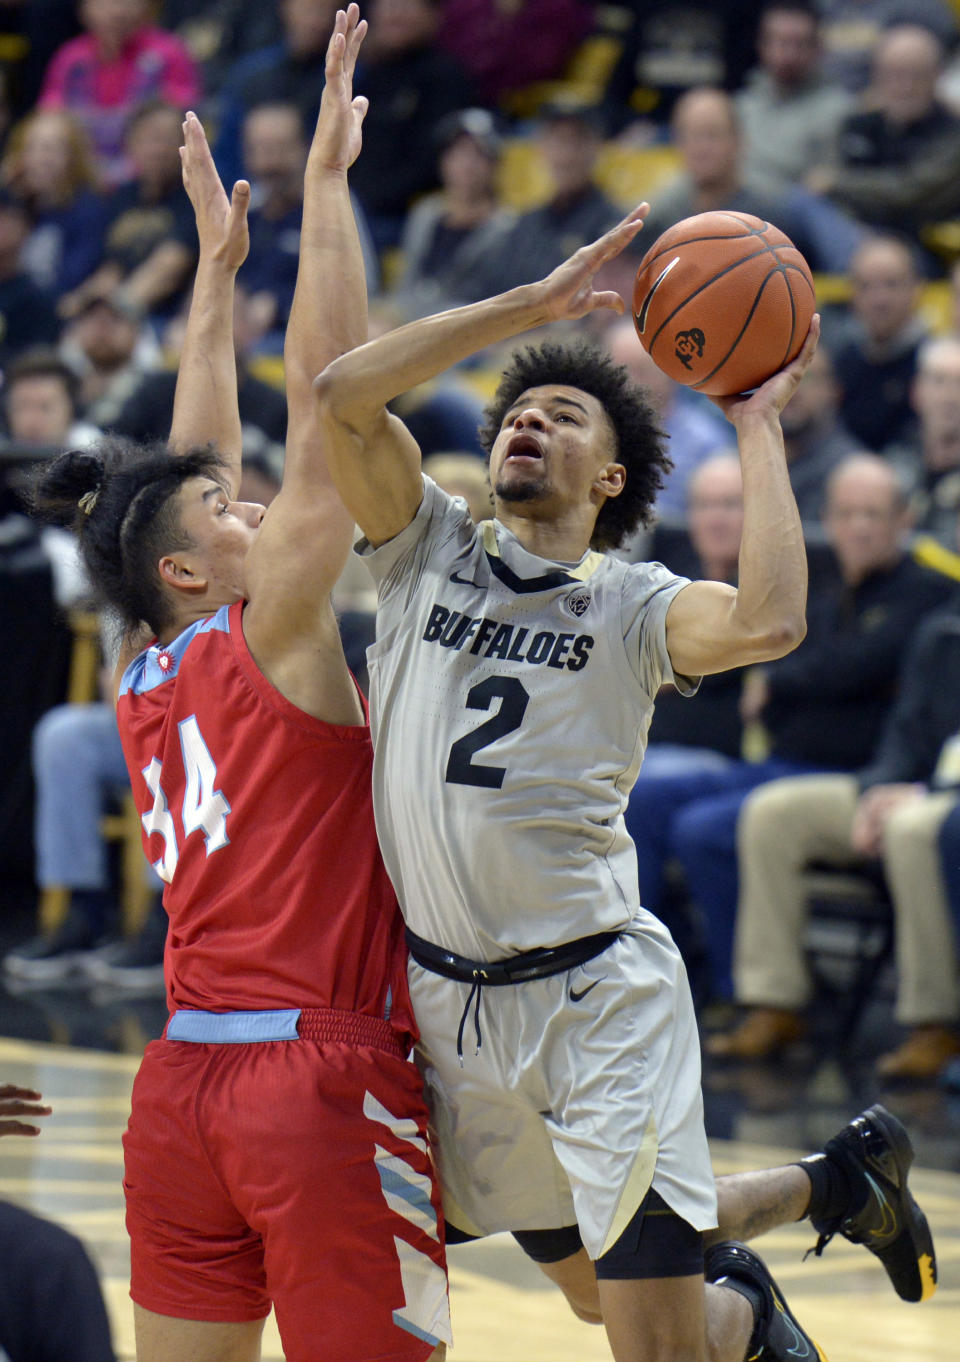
[285,165,366,405]
[314,282,552,427]
[731,410,807,656]
[169,253,242,487]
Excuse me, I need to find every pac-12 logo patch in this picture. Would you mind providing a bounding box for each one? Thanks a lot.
[566,589,591,618]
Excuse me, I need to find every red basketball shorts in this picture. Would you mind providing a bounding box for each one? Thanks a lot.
[123,1016,450,1362]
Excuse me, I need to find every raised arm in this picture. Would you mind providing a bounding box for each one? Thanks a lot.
[241,6,372,722]
[314,205,649,546]
[663,324,818,678]
[168,112,250,495]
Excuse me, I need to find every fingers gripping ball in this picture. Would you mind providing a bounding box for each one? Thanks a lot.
[632,211,815,396]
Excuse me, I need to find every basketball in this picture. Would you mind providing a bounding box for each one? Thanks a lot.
[632,210,815,397]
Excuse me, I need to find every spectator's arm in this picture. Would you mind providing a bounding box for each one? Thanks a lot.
[116,239,195,316]
[828,127,960,225]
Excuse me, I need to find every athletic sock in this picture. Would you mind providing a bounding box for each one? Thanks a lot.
[796,1151,856,1225]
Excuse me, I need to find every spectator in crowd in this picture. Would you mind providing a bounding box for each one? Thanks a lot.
[2,348,98,608]
[3,348,100,450]
[213,0,334,192]
[641,452,747,780]
[58,98,197,323]
[600,0,763,134]
[473,99,620,297]
[435,0,593,105]
[624,453,954,1002]
[158,0,283,101]
[38,0,200,188]
[59,293,158,430]
[713,579,960,1074]
[0,189,60,369]
[111,281,288,451]
[3,694,165,990]
[735,1,853,192]
[778,342,861,529]
[237,101,308,344]
[639,84,865,275]
[817,0,958,94]
[1,108,107,296]
[0,1082,116,1361]
[605,314,730,521]
[392,107,516,320]
[348,0,476,249]
[884,335,960,549]
[807,24,960,244]
[826,233,928,453]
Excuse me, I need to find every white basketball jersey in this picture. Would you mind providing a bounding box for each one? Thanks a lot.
[358,477,696,959]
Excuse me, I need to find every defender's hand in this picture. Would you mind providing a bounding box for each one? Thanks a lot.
[180,111,250,270]
[311,5,369,174]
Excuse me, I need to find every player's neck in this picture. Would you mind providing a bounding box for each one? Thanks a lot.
[495,504,595,564]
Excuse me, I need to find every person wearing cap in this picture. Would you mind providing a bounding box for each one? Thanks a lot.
[393,107,516,319]
[470,98,621,297]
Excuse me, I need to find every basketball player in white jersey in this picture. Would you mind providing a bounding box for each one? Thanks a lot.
[313,210,937,1361]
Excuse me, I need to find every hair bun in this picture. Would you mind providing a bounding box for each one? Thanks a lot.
[30,448,106,526]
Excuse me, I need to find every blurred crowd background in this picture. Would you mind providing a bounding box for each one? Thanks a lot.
[5,0,960,1089]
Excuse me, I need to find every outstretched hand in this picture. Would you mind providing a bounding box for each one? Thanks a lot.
[180,111,250,270]
[0,1084,52,1137]
[311,5,369,173]
[538,204,649,322]
[710,316,821,424]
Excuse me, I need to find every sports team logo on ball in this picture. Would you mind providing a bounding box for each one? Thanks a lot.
[674,328,705,370]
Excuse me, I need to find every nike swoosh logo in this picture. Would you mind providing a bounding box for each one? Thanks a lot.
[862,1172,897,1240]
[772,1291,814,1358]
[569,978,605,1002]
[449,569,481,586]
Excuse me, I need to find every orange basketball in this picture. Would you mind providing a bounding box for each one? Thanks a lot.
[632,210,815,397]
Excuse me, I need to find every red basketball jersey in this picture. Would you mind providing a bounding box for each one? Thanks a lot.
[117,601,414,1039]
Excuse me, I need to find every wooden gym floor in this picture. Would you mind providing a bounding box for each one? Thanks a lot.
[0,1026,957,1362]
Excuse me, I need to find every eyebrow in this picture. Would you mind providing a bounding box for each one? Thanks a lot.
[201,484,228,504]
[504,393,592,419]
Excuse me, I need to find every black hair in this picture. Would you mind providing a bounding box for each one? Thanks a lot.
[28,437,227,636]
[477,339,671,550]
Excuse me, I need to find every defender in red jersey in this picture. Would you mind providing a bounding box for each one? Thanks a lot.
[28,11,449,1362]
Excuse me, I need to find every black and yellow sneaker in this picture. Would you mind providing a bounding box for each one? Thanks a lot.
[808,1104,937,1303]
[705,1240,828,1361]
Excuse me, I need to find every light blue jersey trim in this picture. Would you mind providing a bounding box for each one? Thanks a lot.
[392,1314,442,1347]
[118,605,232,698]
[167,1008,300,1042]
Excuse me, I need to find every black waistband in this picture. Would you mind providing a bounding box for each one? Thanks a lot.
[405,927,622,986]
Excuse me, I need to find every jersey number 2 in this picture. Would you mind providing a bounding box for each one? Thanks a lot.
[445,676,529,789]
[141,714,230,882]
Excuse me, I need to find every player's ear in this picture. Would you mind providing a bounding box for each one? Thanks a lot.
[158,553,207,592]
[596,462,626,500]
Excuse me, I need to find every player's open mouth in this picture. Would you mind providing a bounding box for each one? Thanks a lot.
[505,434,543,461]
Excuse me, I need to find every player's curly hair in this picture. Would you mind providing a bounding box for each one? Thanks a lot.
[477,339,672,550]
[28,437,228,636]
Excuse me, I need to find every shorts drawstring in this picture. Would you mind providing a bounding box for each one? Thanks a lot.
[456,970,488,1063]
